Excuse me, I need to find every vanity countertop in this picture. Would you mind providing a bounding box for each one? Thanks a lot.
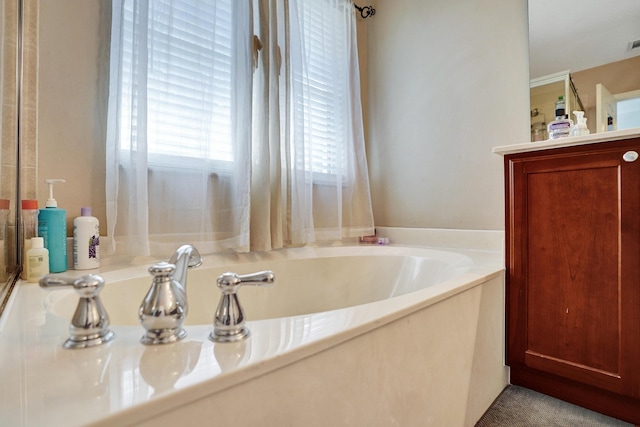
[493,128,640,156]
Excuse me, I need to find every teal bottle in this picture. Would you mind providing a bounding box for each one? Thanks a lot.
[38,179,67,273]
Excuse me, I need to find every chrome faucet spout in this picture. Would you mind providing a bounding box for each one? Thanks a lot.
[138,245,202,345]
[168,244,203,292]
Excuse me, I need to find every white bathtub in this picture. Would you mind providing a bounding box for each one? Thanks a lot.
[0,229,507,427]
[45,246,474,326]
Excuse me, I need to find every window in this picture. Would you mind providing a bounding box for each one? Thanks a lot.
[118,0,351,177]
[108,0,374,254]
[119,0,234,165]
[290,1,349,177]
[617,94,640,130]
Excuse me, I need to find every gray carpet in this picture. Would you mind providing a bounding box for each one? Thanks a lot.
[475,385,633,426]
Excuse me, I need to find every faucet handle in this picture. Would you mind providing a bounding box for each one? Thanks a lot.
[40,274,116,349]
[210,270,275,343]
[216,270,275,293]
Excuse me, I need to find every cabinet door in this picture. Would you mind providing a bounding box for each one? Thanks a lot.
[507,142,640,400]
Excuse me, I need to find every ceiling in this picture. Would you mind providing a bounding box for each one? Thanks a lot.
[528,0,640,79]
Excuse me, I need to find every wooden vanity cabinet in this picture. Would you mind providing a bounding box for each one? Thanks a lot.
[504,137,640,424]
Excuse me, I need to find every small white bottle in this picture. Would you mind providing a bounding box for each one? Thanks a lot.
[73,207,100,270]
[26,237,49,283]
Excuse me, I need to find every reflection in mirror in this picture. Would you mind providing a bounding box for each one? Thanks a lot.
[528,1,640,136]
[0,0,20,317]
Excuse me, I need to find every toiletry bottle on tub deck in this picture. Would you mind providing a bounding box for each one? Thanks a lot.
[26,237,49,282]
[20,199,39,279]
[38,179,67,273]
[73,207,100,270]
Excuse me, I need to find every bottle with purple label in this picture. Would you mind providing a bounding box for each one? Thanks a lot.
[547,96,573,139]
[73,207,100,270]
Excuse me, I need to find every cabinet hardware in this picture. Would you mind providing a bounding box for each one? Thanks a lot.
[622,151,638,162]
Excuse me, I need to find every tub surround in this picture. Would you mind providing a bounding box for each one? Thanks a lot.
[0,228,505,427]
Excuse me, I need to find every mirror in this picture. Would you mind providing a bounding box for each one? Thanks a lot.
[528,0,639,79]
[528,1,640,135]
[0,0,20,316]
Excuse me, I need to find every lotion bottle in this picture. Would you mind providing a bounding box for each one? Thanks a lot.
[73,207,100,270]
[38,179,67,273]
[26,237,49,282]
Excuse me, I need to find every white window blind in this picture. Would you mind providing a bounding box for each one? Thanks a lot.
[119,0,349,176]
[292,2,348,177]
[119,0,234,165]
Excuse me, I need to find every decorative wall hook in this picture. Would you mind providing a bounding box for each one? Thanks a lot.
[354,4,376,19]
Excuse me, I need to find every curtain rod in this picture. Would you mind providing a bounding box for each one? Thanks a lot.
[354,3,375,19]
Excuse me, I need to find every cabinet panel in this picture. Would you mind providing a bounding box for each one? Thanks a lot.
[505,139,640,423]
[527,160,621,390]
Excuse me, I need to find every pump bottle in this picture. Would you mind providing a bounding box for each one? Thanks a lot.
[570,111,590,137]
[38,179,67,273]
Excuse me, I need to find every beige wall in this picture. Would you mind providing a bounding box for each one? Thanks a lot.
[36,0,530,237]
[365,0,530,230]
[572,56,640,132]
[573,56,640,109]
[37,0,109,233]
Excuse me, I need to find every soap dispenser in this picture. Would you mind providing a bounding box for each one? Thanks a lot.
[570,111,590,137]
[38,179,67,273]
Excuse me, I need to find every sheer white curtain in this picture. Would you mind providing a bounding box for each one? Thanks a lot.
[250,0,374,250]
[280,0,374,245]
[106,0,373,257]
[106,0,253,256]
